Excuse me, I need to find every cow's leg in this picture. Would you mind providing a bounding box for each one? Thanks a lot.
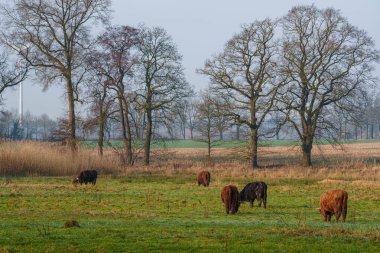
[335,210,341,222]
[322,211,329,221]
[231,201,236,214]
[224,200,230,214]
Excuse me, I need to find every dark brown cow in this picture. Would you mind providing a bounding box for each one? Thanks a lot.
[221,185,240,214]
[240,181,267,208]
[197,171,211,187]
[318,189,348,222]
[72,170,98,185]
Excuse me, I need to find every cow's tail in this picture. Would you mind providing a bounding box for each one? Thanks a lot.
[206,172,210,186]
[342,191,348,222]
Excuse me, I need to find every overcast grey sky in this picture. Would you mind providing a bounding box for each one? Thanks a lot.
[2,0,380,119]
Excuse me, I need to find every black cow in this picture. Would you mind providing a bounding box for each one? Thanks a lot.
[240,181,267,208]
[72,170,98,185]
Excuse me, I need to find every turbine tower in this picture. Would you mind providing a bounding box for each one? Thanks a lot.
[15,59,23,128]
[19,79,23,128]
[5,42,30,130]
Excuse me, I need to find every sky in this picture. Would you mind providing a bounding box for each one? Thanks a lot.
[2,0,380,119]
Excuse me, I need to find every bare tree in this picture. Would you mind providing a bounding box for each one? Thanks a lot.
[199,19,280,168]
[84,73,115,157]
[86,25,140,162]
[174,101,188,140]
[186,97,198,140]
[194,91,220,159]
[1,0,110,153]
[0,110,16,138]
[0,49,28,103]
[213,97,230,140]
[37,113,56,140]
[279,5,379,166]
[137,26,191,165]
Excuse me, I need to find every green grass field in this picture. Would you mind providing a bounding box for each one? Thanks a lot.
[1,175,379,252]
[80,139,380,149]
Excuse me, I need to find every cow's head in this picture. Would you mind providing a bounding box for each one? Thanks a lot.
[72,178,79,184]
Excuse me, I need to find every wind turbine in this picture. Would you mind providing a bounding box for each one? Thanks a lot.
[5,43,30,129]
[16,60,23,128]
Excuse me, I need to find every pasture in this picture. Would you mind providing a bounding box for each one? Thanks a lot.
[1,175,380,252]
[0,141,380,252]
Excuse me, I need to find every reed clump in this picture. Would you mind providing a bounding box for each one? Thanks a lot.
[0,141,119,176]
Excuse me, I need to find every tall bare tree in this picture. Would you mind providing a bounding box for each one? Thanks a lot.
[137,26,191,165]
[279,5,379,166]
[1,0,110,153]
[199,19,280,168]
[86,25,140,163]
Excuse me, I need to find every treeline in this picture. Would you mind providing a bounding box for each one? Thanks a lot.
[0,2,379,168]
[0,110,56,140]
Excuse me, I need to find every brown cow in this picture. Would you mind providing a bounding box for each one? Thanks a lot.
[197,171,211,187]
[318,189,348,222]
[221,185,240,214]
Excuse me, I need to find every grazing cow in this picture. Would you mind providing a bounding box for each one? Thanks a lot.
[221,185,240,214]
[197,171,211,187]
[318,189,348,222]
[240,181,267,208]
[72,170,98,185]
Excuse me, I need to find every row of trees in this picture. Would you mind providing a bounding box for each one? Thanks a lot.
[0,110,56,140]
[198,5,379,167]
[0,0,191,165]
[0,2,378,167]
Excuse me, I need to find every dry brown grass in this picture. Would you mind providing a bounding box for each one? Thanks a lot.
[0,141,120,176]
[1,141,380,181]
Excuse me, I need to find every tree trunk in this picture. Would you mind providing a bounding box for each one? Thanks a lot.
[207,140,211,158]
[250,128,258,168]
[344,121,347,140]
[236,125,240,140]
[97,111,106,157]
[366,124,369,139]
[301,135,313,166]
[219,130,223,140]
[66,78,76,155]
[190,127,194,140]
[118,96,133,165]
[144,108,153,165]
[123,97,133,165]
[355,125,358,140]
